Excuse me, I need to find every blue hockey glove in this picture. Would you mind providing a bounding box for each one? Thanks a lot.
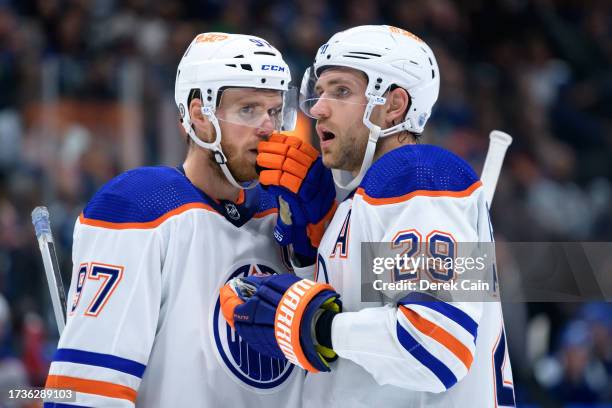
[257,134,337,261]
[220,273,341,372]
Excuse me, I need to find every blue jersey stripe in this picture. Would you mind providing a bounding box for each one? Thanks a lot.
[43,403,91,408]
[398,292,478,340]
[396,323,458,389]
[53,348,146,378]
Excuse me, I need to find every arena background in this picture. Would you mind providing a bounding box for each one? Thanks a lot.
[0,0,611,406]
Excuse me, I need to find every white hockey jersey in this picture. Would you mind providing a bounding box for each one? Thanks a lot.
[45,166,304,407]
[303,145,515,408]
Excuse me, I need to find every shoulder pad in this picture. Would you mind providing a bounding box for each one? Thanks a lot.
[358,145,480,203]
[82,166,206,224]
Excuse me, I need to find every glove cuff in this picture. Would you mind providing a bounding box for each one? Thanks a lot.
[219,283,245,329]
[274,279,335,373]
[314,309,336,350]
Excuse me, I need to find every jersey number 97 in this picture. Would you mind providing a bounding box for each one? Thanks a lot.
[70,262,124,317]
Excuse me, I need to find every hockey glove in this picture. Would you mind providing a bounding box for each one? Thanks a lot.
[220,273,341,373]
[257,134,337,261]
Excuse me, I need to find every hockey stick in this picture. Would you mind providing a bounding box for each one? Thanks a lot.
[481,130,513,207]
[31,206,67,334]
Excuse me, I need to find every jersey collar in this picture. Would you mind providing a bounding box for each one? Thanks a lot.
[176,165,260,227]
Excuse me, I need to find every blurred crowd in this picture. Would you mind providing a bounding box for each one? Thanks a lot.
[0,0,611,405]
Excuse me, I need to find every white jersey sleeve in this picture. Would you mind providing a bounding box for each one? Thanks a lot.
[306,145,514,406]
[46,172,166,407]
[331,185,486,392]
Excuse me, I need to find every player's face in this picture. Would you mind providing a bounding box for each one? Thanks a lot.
[309,68,369,172]
[217,88,283,181]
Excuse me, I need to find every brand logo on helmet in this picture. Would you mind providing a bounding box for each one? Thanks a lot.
[179,103,185,118]
[369,95,386,105]
[418,112,428,127]
[262,64,285,72]
[389,26,423,43]
[196,33,229,43]
[202,106,214,117]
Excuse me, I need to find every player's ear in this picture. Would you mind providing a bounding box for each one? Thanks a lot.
[188,98,215,143]
[189,98,204,124]
[385,88,410,126]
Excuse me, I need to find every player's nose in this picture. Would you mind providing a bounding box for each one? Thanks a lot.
[309,98,331,120]
[255,117,275,138]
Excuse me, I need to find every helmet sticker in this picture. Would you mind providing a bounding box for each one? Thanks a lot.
[196,33,229,43]
[389,26,424,43]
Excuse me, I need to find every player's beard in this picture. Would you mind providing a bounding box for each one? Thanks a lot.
[208,141,258,183]
[322,122,369,174]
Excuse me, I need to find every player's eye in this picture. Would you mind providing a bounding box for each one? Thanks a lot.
[240,105,255,116]
[333,86,351,98]
[268,106,282,117]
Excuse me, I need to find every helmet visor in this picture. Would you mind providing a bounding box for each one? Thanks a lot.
[299,66,368,119]
[216,86,298,132]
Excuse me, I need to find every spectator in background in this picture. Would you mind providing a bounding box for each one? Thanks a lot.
[0,0,610,405]
[0,294,29,396]
[538,320,609,404]
[581,303,612,400]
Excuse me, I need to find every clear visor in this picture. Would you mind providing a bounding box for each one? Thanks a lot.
[215,87,298,132]
[299,66,368,119]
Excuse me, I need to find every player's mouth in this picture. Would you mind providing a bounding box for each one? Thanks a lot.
[247,148,258,158]
[317,126,336,148]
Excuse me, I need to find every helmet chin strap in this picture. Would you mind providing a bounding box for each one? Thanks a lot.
[331,95,410,191]
[186,105,258,190]
[331,124,380,191]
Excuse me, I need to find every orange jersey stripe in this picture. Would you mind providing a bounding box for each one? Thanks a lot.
[400,306,474,370]
[46,375,137,403]
[253,208,278,218]
[79,201,277,229]
[356,180,482,206]
[79,202,216,230]
[235,190,246,205]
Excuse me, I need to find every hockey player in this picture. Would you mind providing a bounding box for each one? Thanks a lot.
[44,33,336,407]
[221,25,516,407]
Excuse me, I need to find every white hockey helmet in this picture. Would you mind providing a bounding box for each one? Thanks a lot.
[300,25,440,190]
[175,32,296,189]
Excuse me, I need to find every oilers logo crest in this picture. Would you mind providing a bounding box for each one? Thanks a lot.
[212,262,294,390]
